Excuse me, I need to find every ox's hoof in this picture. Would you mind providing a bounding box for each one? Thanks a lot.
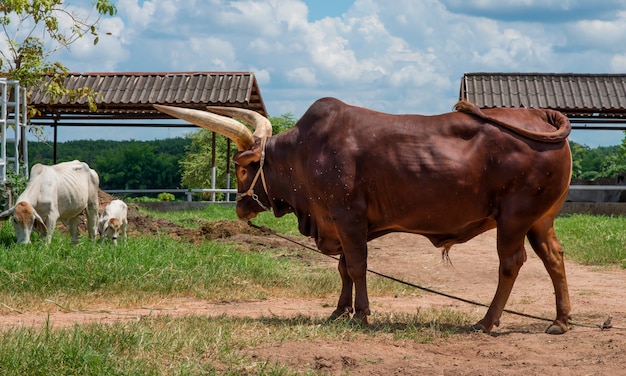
[351,311,370,327]
[328,307,353,322]
[545,322,567,335]
[470,323,490,334]
[470,323,485,333]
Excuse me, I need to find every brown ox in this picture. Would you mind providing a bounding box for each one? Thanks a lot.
[155,97,572,334]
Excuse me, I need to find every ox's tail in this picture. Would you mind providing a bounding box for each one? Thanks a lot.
[454,100,571,143]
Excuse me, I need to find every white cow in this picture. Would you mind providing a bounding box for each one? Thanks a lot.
[0,160,100,244]
[98,199,128,245]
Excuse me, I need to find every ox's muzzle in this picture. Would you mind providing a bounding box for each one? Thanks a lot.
[236,190,270,212]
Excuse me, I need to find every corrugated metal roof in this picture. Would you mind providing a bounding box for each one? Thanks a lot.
[460,73,626,119]
[29,72,267,124]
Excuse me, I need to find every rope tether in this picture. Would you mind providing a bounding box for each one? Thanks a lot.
[247,221,619,331]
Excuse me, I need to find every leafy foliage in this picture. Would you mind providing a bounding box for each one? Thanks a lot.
[0,170,28,209]
[1,0,117,116]
[179,129,233,193]
[157,192,175,201]
[570,138,626,180]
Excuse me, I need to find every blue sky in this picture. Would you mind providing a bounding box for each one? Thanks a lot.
[17,0,626,146]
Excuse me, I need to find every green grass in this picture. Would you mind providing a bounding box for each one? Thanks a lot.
[0,310,472,375]
[555,214,626,268]
[0,225,331,311]
[0,205,402,311]
[0,210,622,312]
[0,209,623,374]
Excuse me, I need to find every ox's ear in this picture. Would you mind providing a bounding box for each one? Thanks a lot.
[0,207,15,221]
[32,211,47,236]
[100,221,109,236]
[233,141,263,166]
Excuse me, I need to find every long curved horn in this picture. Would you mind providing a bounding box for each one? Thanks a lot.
[206,107,273,139]
[153,104,254,151]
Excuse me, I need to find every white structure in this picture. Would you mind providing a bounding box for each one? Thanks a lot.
[0,79,28,184]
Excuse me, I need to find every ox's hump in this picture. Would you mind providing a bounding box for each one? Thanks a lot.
[453,100,571,143]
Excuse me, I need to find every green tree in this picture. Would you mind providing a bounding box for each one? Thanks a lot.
[569,142,589,178]
[179,129,231,192]
[570,139,626,180]
[1,0,117,115]
[270,112,297,134]
[26,138,189,190]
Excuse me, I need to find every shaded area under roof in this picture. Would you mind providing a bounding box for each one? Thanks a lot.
[29,71,267,127]
[25,71,268,163]
[460,73,626,129]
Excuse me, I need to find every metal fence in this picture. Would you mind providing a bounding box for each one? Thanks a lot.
[104,188,237,202]
[105,185,626,203]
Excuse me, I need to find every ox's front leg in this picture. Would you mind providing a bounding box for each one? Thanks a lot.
[41,215,58,245]
[317,210,370,324]
[329,254,355,320]
[473,233,526,334]
[339,236,370,325]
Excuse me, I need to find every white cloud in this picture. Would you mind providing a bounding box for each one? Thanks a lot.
[251,68,271,85]
[116,0,156,31]
[189,37,237,70]
[286,67,318,86]
[610,54,626,72]
[564,12,626,53]
[59,17,128,72]
[34,0,626,147]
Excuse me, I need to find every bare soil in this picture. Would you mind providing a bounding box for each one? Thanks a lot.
[2,191,625,375]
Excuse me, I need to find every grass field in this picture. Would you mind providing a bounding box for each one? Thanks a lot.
[0,207,623,375]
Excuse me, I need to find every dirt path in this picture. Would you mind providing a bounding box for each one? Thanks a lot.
[1,225,625,375]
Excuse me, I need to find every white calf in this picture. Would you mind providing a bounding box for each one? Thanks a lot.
[0,160,100,244]
[98,199,128,245]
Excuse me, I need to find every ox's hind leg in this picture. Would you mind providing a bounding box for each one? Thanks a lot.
[473,227,527,334]
[68,217,80,245]
[527,219,571,334]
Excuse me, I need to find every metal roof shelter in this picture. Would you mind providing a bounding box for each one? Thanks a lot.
[459,73,626,130]
[30,71,267,119]
[27,71,268,161]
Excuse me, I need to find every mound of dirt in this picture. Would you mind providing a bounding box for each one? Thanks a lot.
[198,220,263,238]
[96,190,264,243]
[70,190,266,244]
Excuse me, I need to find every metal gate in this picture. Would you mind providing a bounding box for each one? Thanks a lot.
[0,78,28,184]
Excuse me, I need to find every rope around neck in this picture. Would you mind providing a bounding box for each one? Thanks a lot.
[236,137,271,211]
